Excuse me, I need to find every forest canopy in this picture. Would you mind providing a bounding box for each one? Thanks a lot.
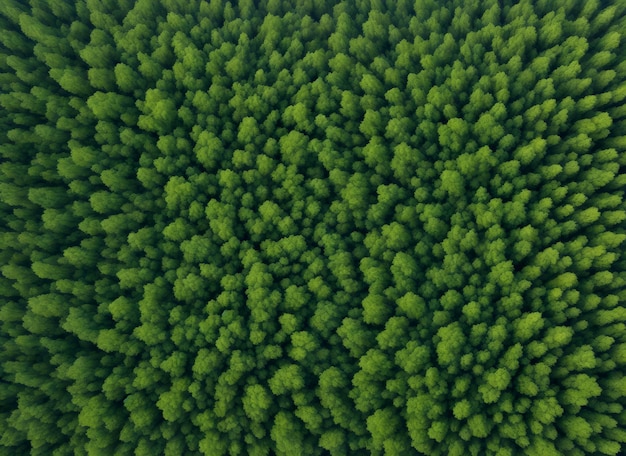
[1,0,626,455]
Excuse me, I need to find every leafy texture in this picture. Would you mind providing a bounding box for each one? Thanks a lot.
[1,1,626,455]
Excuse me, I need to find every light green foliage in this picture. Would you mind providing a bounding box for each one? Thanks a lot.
[242,384,273,422]
[436,322,467,368]
[268,364,305,395]
[1,1,625,455]
[513,312,545,341]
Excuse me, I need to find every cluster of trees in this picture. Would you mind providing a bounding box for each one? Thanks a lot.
[1,0,625,454]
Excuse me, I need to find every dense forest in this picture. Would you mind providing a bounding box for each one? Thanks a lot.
[1,0,626,454]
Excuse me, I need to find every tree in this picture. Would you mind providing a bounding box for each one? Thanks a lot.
[51,67,92,96]
[479,368,512,403]
[27,293,67,318]
[137,88,178,133]
[560,374,602,409]
[318,429,347,454]
[360,73,384,96]
[440,169,465,198]
[390,252,418,293]
[242,384,273,422]
[436,322,467,369]
[114,63,142,93]
[397,292,427,321]
[289,330,318,361]
[271,411,310,456]
[28,187,69,208]
[513,312,545,342]
[237,116,261,145]
[359,109,384,137]
[279,130,309,167]
[367,408,403,451]
[376,316,409,350]
[268,364,305,395]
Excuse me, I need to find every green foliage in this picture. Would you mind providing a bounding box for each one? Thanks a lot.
[1,1,625,455]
